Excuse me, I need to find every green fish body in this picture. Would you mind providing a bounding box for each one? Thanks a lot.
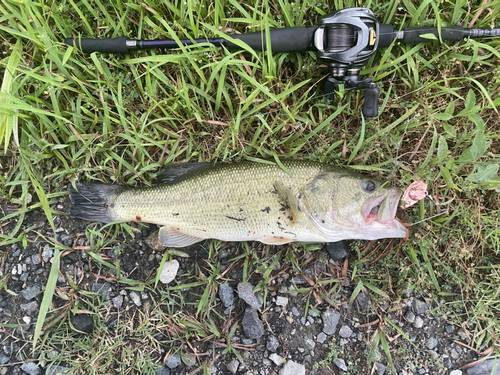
[69,160,407,247]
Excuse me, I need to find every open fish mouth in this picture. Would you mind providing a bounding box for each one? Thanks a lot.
[362,187,402,228]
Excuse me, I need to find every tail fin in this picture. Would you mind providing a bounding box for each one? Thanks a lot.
[69,183,124,223]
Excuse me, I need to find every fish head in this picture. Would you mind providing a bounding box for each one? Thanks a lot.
[300,172,408,241]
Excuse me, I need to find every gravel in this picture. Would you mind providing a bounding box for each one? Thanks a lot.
[21,284,41,301]
[339,324,353,338]
[279,360,306,375]
[159,260,179,284]
[165,353,182,369]
[326,241,350,261]
[267,335,280,352]
[412,299,429,314]
[70,314,94,334]
[237,282,263,309]
[218,283,235,308]
[242,308,265,339]
[334,358,348,372]
[322,308,341,335]
[466,359,500,375]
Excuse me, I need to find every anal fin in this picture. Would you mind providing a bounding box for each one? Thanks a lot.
[158,226,203,248]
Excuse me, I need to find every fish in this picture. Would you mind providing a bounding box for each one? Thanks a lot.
[68,160,408,247]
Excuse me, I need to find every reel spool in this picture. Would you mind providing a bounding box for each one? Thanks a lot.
[314,8,380,118]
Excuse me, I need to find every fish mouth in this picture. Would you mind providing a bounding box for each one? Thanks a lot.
[362,188,404,230]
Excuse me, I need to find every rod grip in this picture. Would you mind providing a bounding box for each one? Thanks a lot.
[64,36,129,54]
[401,26,465,44]
[225,27,316,52]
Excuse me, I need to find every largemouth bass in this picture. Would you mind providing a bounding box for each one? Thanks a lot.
[69,160,407,247]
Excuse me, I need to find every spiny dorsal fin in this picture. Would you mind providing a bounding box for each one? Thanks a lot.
[156,162,213,185]
[274,181,300,222]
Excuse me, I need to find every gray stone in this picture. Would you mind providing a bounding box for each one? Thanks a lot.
[237,282,263,309]
[22,284,41,301]
[159,260,179,284]
[20,362,41,375]
[112,295,123,309]
[46,365,71,375]
[333,359,348,372]
[269,353,285,366]
[276,296,288,307]
[446,325,455,334]
[279,360,305,375]
[449,370,462,375]
[267,335,280,352]
[155,368,171,375]
[339,325,353,338]
[227,359,239,374]
[92,282,112,299]
[219,283,234,308]
[356,292,370,311]
[450,348,460,360]
[322,308,340,335]
[242,308,264,339]
[405,311,416,323]
[467,359,500,375]
[304,338,315,350]
[0,353,9,365]
[374,362,386,375]
[42,246,54,262]
[414,316,424,329]
[70,314,94,334]
[412,299,428,314]
[300,317,307,325]
[427,337,438,350]
[129,291,142,307]
[326,241,349,261]
[308,308,319,318]
[291,307,300,317]
[165,353,182,369]
[241,338,253,345]
[20,301,39,315]
[317,332,327,343]
[31,254,41,265]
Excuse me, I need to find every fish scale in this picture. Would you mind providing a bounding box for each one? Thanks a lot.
[113,160,328,243]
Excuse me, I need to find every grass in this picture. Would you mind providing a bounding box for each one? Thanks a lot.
[0,0,499,373]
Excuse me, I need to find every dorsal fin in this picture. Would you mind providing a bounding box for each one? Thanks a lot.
[274,181,300,222]
[156,162,213,185]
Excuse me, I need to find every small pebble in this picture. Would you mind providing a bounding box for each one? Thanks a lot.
[316,332,327,343]
[339,325,353,339]
[276,296,288,307]
[165,353,181,369]
[427,337,438,350]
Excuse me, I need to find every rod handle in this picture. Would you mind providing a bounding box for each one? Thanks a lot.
[225,27,316,52]
[64,36,129,54]
[400,26,465,43]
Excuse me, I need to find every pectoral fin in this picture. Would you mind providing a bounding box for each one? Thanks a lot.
[259,236,294,245]
[274,181,300,222]
[158,226,203,247]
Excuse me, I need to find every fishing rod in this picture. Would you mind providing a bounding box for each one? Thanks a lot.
[65,7,500,118]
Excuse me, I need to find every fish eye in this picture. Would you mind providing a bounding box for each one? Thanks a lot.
[362,180,377,193]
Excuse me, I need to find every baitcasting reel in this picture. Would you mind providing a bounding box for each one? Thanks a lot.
[314,8,381,117]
